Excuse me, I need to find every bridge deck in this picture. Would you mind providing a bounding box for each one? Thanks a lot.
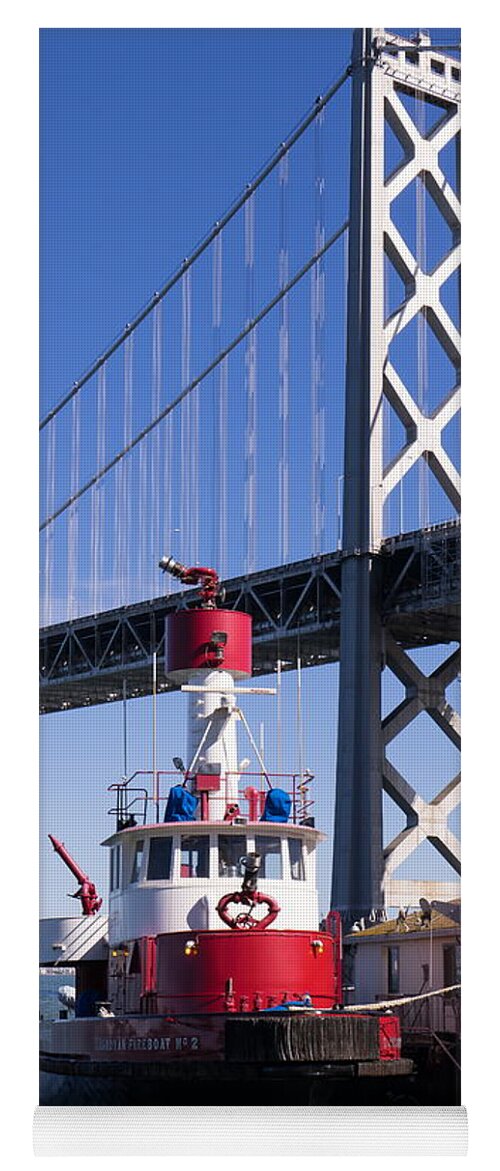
[40,523,459,713]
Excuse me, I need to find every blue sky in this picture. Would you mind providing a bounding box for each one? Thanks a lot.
[40,26,460,917]
[40,28,353,402]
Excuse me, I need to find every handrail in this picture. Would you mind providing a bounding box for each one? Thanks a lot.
[107,770,314,830]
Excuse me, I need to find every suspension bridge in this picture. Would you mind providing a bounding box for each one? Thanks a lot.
[40,28,461,922]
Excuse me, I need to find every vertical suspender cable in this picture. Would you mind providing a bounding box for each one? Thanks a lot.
[151,303,162,592]
[190,285,199,567]
[212,231,223,333]
[138,325,150,598]
[245,193,257,574]
[152,651,159,822]
[311,240,318,552]
[115,338,132,607]
[276,657,282,776]
[91,426,97,612]
[118,351,126,606]
[123,677,128,778]
[311,109,326,555]
[296,652,304,786]
[278,151,290,565]
[67,392,80,620]
[218,356,228,578]
[114,437,122,608]
[181,269,191,565]
[163,304,174,594]
[44,418,56,625]
[97,364,106,611]
[139,437,148,601]
[92,365,106,613]
[213,231,227,576]
[123,335,133,604]
[114,461,122,608]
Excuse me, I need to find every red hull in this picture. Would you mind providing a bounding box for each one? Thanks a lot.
[40,1011,402,1067]
[40,1014,224,1064]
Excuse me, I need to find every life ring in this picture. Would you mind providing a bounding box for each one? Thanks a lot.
[216,890,280,930]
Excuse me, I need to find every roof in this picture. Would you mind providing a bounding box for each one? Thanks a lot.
[345,902,460,942]
[102,821,324,847]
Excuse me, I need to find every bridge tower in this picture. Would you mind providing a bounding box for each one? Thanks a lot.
[331,28,461,923]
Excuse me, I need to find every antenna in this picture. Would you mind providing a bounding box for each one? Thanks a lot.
[122,678,128,777]
[152,651,159,822]
[277,658,282,774]
[296,652,304,787]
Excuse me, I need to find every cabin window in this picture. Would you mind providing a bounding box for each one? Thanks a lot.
[130,840,144,884]
[255,835,283,880]
[147,836,173,881]
[180,835,210,878]
[110,845,122,891]
[129,941,141,974]
[387,946,400,994]
[218,835,246,877]
[443,943,459,997]
[110,848,116,892]
[289,837,305,880]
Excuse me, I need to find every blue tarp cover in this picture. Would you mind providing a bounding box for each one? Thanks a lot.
[164,784,198,822]
[260,787,291,823]
[261,996,312,1012]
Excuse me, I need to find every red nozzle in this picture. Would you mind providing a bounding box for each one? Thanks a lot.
[48,834,102,916]
[159,556,220,607]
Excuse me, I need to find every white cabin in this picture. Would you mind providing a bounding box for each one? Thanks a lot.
[103,819,324,946]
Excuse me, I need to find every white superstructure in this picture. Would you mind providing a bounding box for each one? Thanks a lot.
[104,820,323,946]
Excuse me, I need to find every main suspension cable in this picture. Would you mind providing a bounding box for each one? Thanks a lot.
[40,219,349,533]
[39,61,352,433]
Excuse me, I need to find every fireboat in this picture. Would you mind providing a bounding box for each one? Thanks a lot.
[40,557,413,1105]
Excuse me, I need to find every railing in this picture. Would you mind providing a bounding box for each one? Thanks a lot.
[375,990,461,1036]
[108,770,315,831]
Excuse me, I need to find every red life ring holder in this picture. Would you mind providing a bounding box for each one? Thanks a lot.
[216,890,280,930]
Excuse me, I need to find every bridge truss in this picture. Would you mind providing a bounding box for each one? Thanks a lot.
[331,29,460,920]
[40,521,459,709]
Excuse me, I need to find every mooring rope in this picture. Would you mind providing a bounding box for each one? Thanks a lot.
[341,984,461,1013]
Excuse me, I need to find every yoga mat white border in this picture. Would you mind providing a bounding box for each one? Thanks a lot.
[0,0,496,1165]
[33,1106,468,1157]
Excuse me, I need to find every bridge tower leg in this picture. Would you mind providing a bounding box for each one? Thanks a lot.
[331,28,461,925]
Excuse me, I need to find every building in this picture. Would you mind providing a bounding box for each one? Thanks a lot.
[344,903,461,1037]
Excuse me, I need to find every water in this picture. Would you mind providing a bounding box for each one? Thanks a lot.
[39,970,75,1021]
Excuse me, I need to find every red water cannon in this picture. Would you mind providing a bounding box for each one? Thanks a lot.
[159,556,223,609]
[163,557,252,681]
[48,834,102,916]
